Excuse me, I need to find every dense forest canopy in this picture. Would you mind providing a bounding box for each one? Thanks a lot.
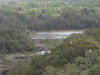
[0,0,100,75]
[5,28,100,75]
[0,28,34,53]
[0,0,100,53]
[0,0,100,31]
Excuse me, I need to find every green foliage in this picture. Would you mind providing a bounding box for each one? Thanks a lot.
[52,34,100,62]
[0,28,34,53]
[84,28,100,41]
[0,1,100,31]
[0,10,26,31]
[44,64,80,75]
[6,28,100,75]
[88,69,97,75]
[74,57,87,65]
[2,0,100,75]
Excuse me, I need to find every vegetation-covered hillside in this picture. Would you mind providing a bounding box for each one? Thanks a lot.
[5,28,100,75]
[0,1,100,31]
[0,0,100,75]
[0,28,34,53]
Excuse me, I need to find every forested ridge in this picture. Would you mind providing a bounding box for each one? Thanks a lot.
[5,28,100,75]
[0,0,100,31]
[0,0,100,75]
[0,0,100,53]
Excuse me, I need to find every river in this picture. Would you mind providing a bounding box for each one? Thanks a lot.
[30,31,83,39]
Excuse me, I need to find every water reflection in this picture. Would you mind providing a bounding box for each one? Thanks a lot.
[31,31,83,39]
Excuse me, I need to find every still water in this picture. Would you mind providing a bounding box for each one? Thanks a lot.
[31,31,83,39]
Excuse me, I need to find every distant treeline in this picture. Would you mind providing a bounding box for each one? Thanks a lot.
[0,0,100,2]
[0,1,100,31]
